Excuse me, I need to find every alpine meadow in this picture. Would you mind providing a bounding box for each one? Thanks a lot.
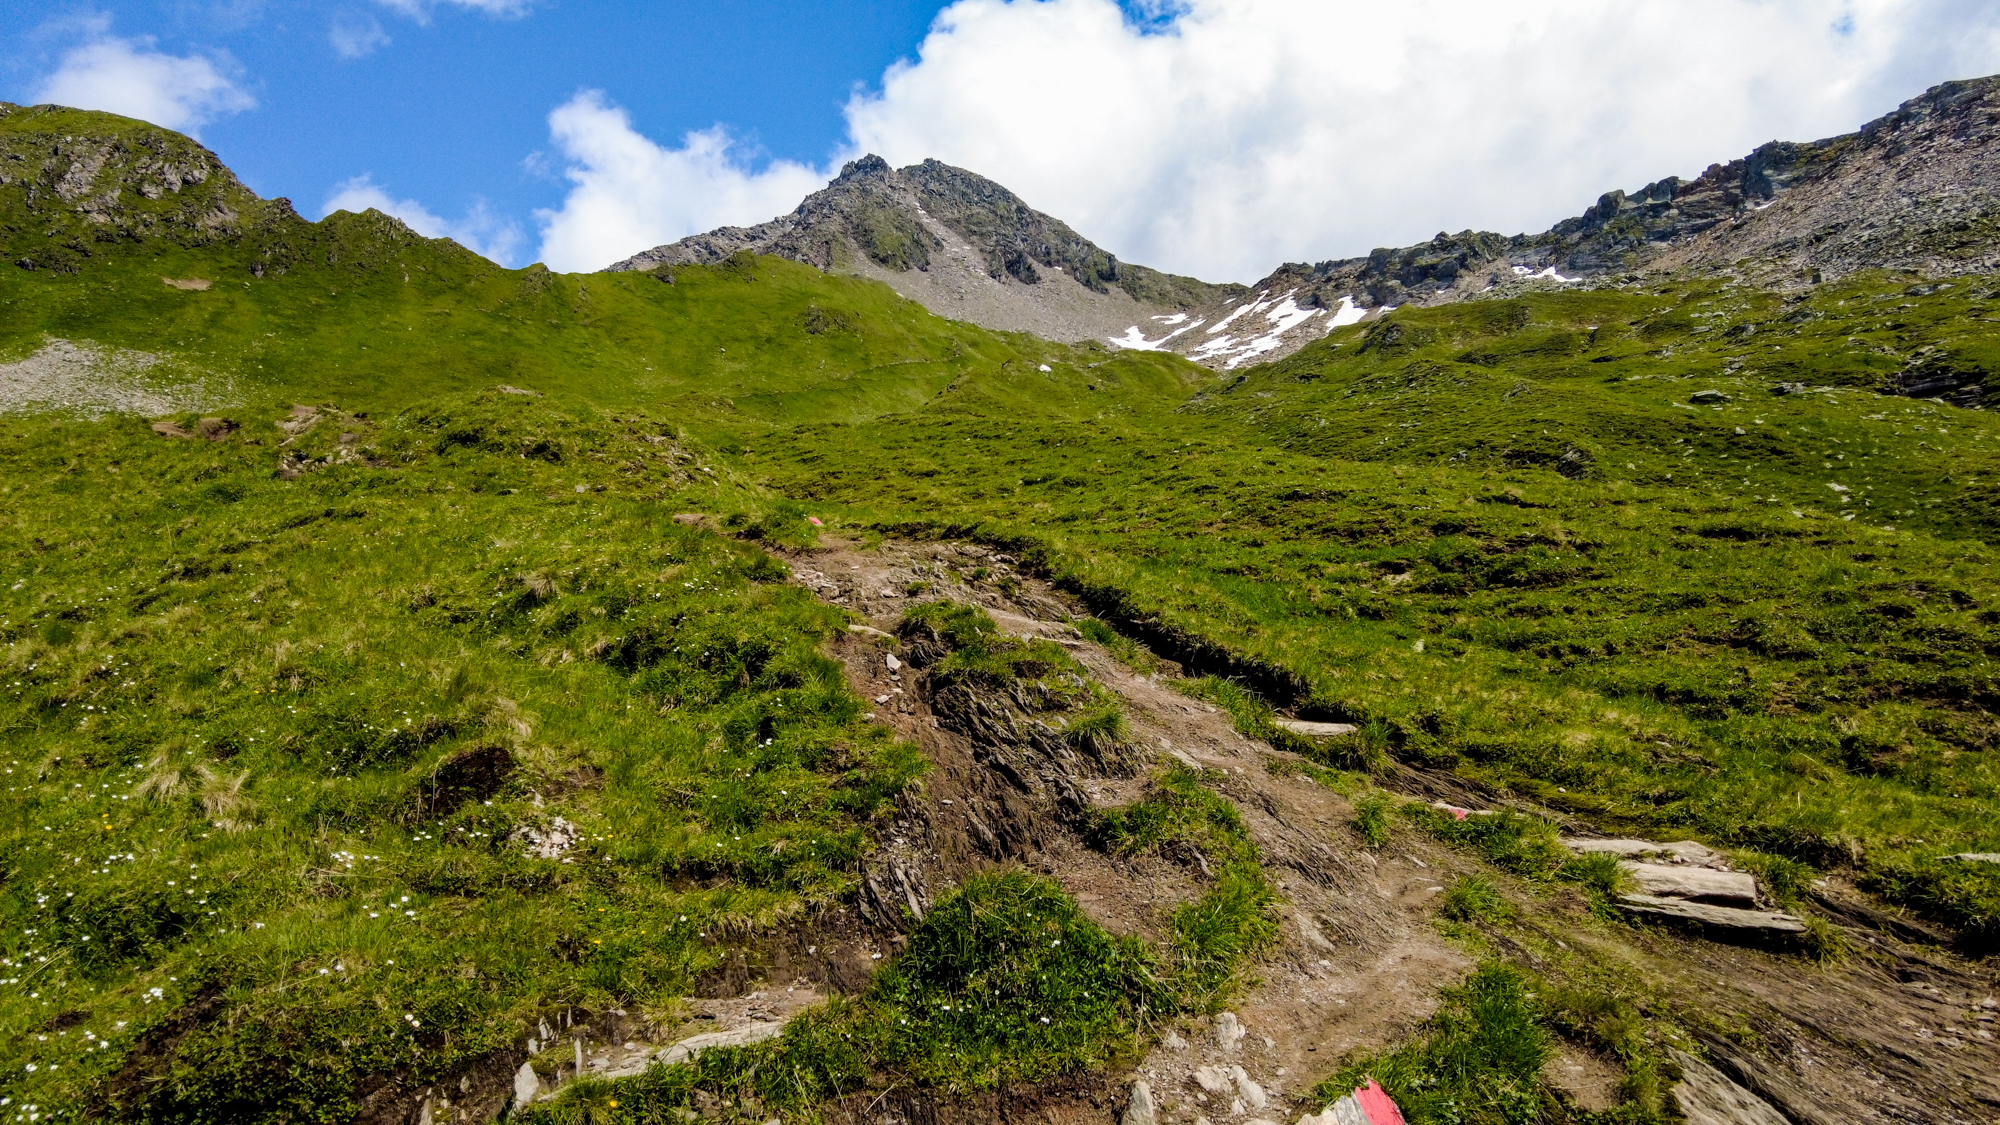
[1,71,1998,1125]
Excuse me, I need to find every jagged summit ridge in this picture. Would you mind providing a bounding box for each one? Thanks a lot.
[1168,74,2000,368]
[619,75,2000,371]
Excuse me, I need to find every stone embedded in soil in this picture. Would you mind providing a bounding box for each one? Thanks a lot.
[1122,1079,1158,1125]
[1617,894,1806,933]
[1949,852,2000,864]
[1565,838,1723,865]
[1275,719,1359,738]
[1193,1066,1234,1094]
[511,1061,541,1108]
[1229,1065,1268,1109]
[1620,861,1759,907]
[1669,1050,1791,1125]
[1214,1011,1247,1050]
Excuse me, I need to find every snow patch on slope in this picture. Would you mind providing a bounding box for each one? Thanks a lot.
[1109,317,1204,351]
[1206,294,1266,335]
[1512,265,1580,283]
[1324,295,1367,331]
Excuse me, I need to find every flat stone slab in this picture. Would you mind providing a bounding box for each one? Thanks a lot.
[1621,862,1759,908]
[1618,894,1805,933]
[1669,1050,1790,1125]
[1949,853,2000,864]
[1565,837,1723,865]
[1276,719,1360,739]
[597,1019,789,1081]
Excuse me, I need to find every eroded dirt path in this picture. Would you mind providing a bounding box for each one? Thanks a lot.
[783,536,2000,1125]
[788,538,1481,1122]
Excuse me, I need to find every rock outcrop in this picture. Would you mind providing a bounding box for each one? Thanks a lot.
[1145,75,2000,368]
[1561,838,1806,935]
[607,155,1244,347]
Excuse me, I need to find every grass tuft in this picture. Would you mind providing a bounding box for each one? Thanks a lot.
[1439,876,1514,925]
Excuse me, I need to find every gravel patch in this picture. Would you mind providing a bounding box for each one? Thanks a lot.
[0,338,233,419]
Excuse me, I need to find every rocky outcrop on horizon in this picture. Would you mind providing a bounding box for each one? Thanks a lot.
[1154,74,2000,368]
[607,155,1245,349]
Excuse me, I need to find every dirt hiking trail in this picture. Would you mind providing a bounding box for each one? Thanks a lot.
[777,536,1998,1125]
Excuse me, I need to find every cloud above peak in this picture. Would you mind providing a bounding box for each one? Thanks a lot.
[323,175,525,264]
[33,32,255,136]
[523,0,2000,280]
[533,91,828,272]
[840,0,2000,282]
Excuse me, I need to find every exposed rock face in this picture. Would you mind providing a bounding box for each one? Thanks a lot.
[0,101,492,281]
[1149,75,2000,368]
[607,155,1245,347]
[617,77,2000,371]
[1669,1050,1791,1125]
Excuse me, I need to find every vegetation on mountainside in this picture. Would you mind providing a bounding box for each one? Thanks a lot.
[746,277,2000,946]
[1321,962,1672,1125]
[519,870,1162,1122]
[0,395,933,1119]
[4,102,1999,1123]
[1091,765,1281,1006]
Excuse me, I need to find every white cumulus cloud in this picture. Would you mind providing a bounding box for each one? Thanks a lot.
[828,0,2000,282]
[33,33,255,136]
[532,91,831,272]
[323,175,525,265]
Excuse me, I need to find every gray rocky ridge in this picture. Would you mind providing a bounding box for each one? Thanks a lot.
[615,75,2000,370]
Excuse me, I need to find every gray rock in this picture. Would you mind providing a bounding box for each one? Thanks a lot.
[1193,1065,1235,1094]
[1669,1050,1790,1125]
[1123,1079,1158,1125]
[597,1019,793,1082]
[516,817,578,861]
[1620,861,1759,907]
[1229,1065,1268,1109]
[1690,389,1732,404]
[1564,837,1722,865]
[1276,719,1359,739]
[1618,894,1806,933]
[1949,853,2000,864]
[1771,382,1809,395]
[511,1062,541,1110]
[1214,1011,1247,1050]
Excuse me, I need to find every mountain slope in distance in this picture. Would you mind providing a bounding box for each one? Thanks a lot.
[607,155,1246,348]
[1147,73,2000,369]
[624,75,2000,373]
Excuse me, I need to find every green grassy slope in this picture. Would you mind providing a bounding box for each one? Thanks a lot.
[0,232,1199,441]
[746,277,2000,942]
[3,103,1999,1123]
[0,396,930,1119]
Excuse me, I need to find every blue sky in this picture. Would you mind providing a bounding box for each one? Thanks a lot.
[4,2,954,248]
[9,2,2000,280]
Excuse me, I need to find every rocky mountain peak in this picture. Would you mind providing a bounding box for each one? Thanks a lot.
[835,153,893,182]
[1114,72,2000,370]
[607,157,1242,346]
[609,74,2000,371]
